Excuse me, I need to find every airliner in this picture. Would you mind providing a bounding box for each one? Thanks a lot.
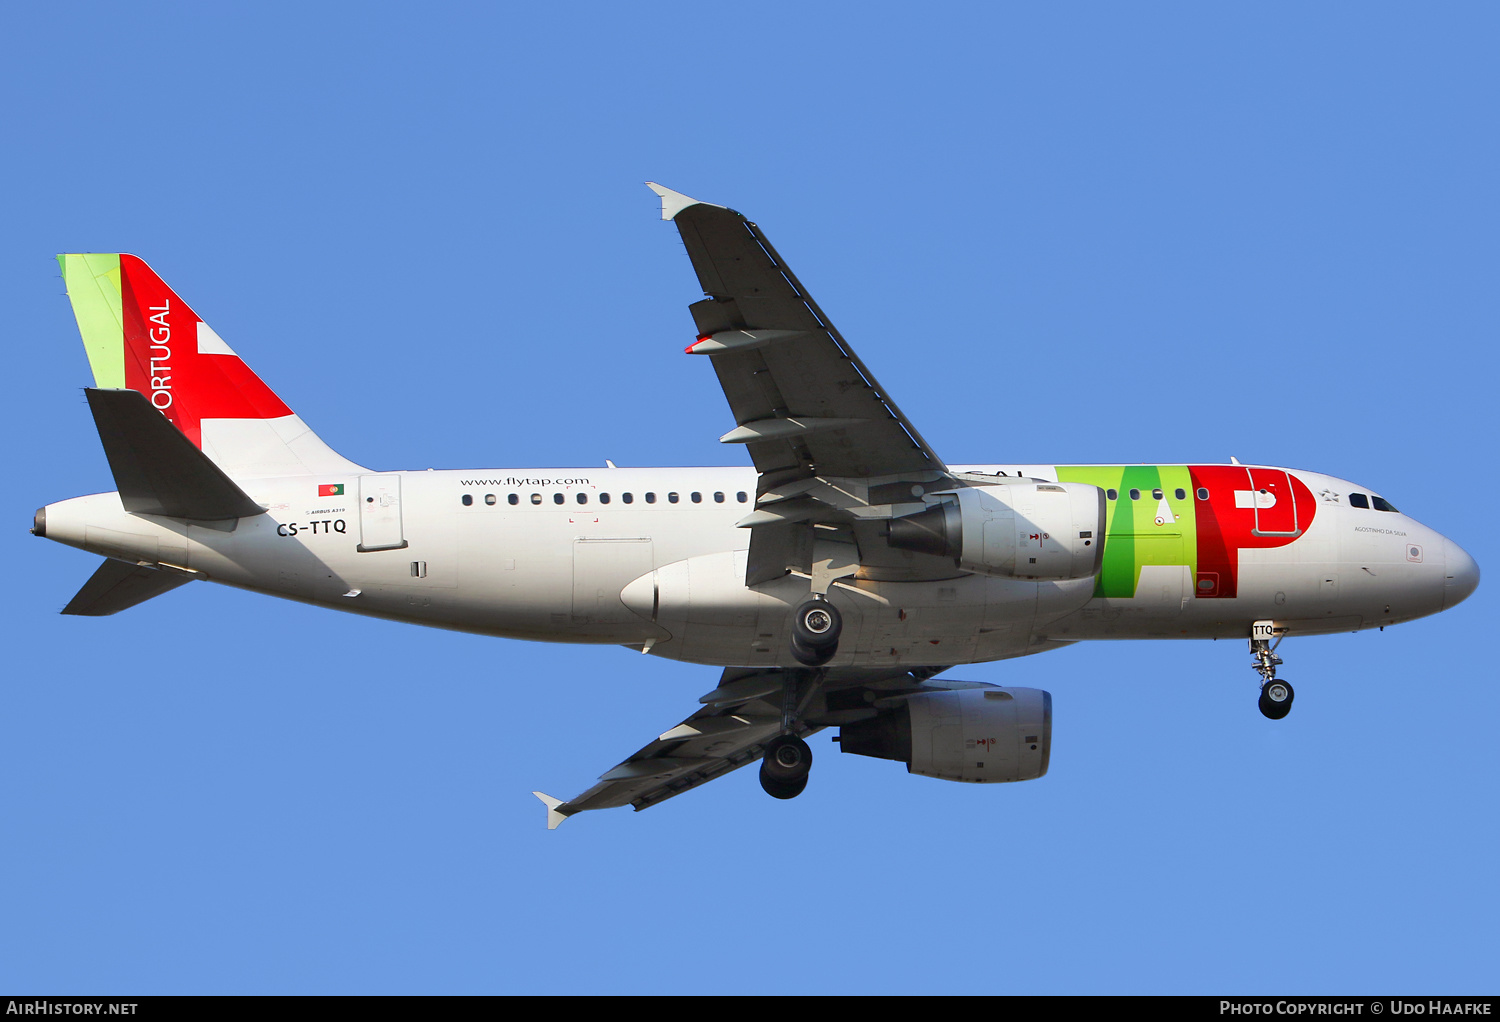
[34,183,1479,827]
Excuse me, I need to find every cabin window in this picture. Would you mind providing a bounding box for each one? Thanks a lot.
[1196,488,1209,500]
[714,491,725,503]
[531,493,542,505]
[599,493,610,505]
[1372,495,1400,513]
[1349,493,1369,509]
[1129,489,1141,501]
[737,491,748,503]
[691,492,702,503]
[668,492,680,504]
[1175,488,1186,500]
[485,494,497,506]
[1152,488,1164,500]
[508,494,519,505]
[553,493,564,505]
[645,492,657,504]
[461,494,473,506]
[1106,488,1118,501]
[576,492,588,504]
[622,492,634,504]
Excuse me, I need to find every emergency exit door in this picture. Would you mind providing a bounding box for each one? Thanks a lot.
[1248,468,1299,537]
[358,474,408,552]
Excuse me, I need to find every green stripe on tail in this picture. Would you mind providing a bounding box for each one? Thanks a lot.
[58,254,125,389]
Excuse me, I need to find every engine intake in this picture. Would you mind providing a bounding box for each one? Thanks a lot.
[887,482,1105,580]
[838,687,1052,783]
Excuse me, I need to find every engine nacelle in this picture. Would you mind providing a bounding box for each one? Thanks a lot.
[887,482,1105,580]
[837,687,1052,783]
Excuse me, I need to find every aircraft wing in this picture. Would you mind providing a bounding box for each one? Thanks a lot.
[648,183,962,585]
[533,664,963,827]
[650,182,950,483]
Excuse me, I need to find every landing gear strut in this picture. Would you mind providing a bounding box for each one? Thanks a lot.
[1250,620,1294,720]
[759,669,816,799]
[790,597,842,667]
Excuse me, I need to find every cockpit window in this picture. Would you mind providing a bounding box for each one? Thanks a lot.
[1348,493,1369,509]
[1372,495,1399,513]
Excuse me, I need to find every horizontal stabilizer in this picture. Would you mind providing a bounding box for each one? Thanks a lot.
[86,388,265,520]
[62,558,194,616]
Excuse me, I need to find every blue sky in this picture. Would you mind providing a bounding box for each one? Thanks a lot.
[4,2,1496,994]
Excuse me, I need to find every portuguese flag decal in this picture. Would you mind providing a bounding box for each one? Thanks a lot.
[319,483,345,496]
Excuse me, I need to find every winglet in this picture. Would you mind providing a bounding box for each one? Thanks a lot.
[532,791,570,830]
[645,181,718,221]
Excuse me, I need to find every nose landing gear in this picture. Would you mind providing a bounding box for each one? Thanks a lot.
[1251,620,1294,720]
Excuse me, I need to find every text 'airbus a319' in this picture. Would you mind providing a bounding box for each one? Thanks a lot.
[34,183,1480,827]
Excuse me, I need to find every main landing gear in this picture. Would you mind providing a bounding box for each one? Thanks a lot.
[761,591,842,798]
[760,734,813,800]
[1251,620,1295,720]
[790,596,842,667]
[759,669,817,799]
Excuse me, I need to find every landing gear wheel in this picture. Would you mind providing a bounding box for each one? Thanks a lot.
[792,599,842,648]
[790,599,841,665]
[759,735,812,799]
[1258,679,1294,720]
[790,635,835,667]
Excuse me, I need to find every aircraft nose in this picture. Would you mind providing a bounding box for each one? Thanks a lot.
[1443,538,1480,610]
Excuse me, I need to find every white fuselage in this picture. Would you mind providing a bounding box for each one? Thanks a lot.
[39,463,1470,669]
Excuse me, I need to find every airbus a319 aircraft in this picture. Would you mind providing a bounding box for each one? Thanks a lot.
[35,184,1479,827]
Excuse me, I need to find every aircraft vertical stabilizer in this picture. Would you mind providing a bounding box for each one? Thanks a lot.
[57,254,366,479]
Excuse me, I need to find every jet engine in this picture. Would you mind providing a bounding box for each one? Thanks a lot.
[837,687,1051,783]
[886,482,1105,580]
